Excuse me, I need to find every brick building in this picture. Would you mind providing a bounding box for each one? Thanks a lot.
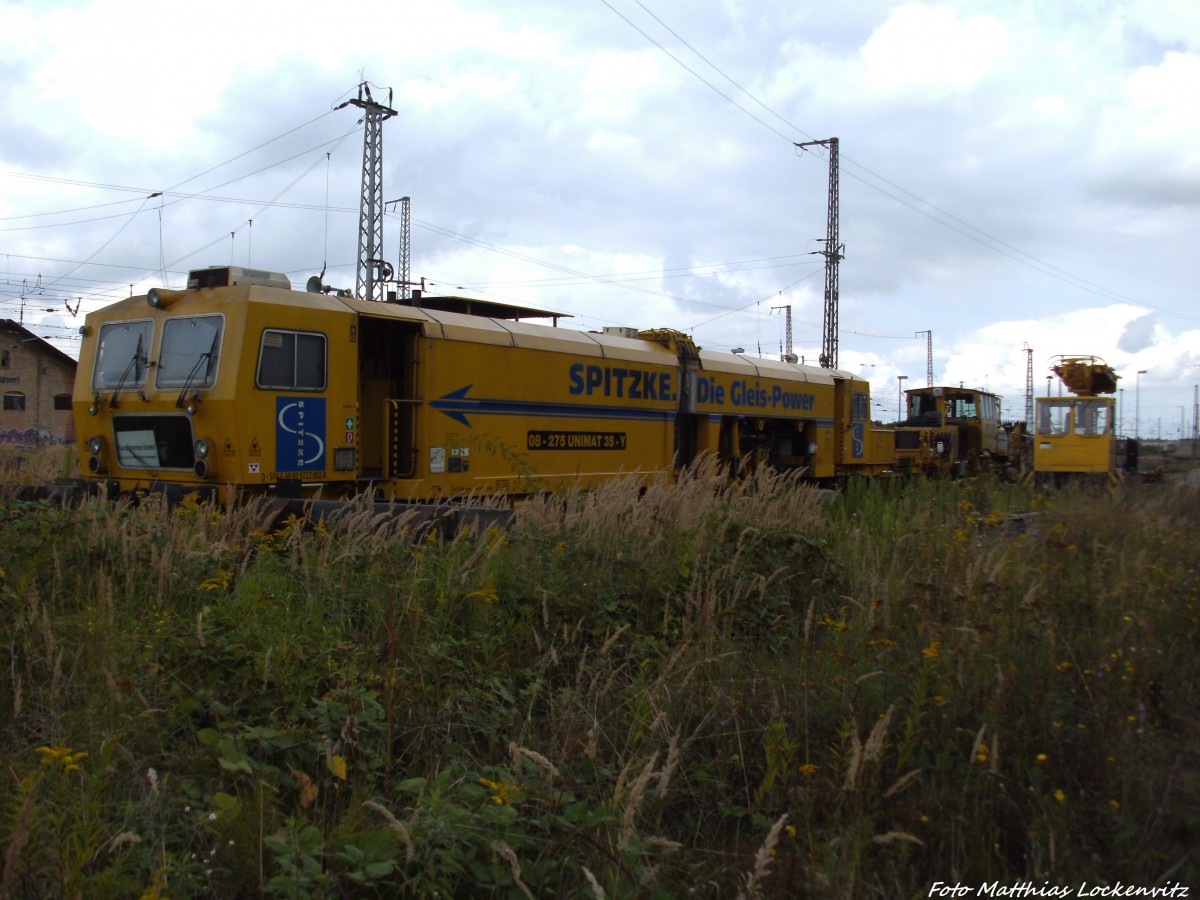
[0,319,78,444]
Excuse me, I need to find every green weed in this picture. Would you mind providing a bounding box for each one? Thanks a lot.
[0,454,1197,897]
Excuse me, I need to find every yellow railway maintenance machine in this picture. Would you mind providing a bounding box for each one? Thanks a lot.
[1032,355,1135,488]
[893,385,1026,478]
[73,265,895,505]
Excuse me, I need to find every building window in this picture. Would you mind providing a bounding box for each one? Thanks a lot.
[1,350,9,368]
[3,391,26,411]
[54,393,72,410]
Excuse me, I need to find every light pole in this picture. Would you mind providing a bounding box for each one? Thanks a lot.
[1136,370,1147,440]
[1118,388,1124,437]
[897,375,908,422]
[1193,365,1200,459]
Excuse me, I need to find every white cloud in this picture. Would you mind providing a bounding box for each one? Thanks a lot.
[859,3,1010,97]
[2,0,1198,424]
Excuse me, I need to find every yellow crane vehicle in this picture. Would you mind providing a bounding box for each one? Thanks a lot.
[72,265,896,508]
[1032,355,1136,487]
[892,385,1027,478]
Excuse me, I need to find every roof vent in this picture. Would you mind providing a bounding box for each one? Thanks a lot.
[602,326,639,340]
[187,266,291,291]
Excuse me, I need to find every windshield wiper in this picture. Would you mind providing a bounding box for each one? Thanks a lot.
[175,329,220,408]
[110,335,145,408]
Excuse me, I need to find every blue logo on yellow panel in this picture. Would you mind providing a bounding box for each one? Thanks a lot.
[276,397,326,471]
[851,422,864,459]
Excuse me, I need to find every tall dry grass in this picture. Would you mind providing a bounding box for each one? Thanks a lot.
[0,450,1197,897]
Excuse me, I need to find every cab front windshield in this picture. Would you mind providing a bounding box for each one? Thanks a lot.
[156,315,224,389]
[908,393,939,418]
[1073,400,1110,435]
[93,321,152,391]
[944,393,979,420]
[1037,399,1110,435]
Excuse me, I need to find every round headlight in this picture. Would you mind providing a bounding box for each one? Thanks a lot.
[194,437,210,459]
[194,459,210,478]
[146,288,183,309]
[87,435,104,455]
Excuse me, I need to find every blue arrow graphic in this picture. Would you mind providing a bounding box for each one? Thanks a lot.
[429,385,477,427]
[429,385,673,428]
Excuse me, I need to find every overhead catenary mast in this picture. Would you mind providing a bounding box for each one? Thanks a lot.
[916,330,933,387]
[795,137,842,369]
[398,196,411,301]
[772,304,797,363]
[337,82,397,302]
[1024,343,1034,430]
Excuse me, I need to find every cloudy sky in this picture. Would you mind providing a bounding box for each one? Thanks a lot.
[2,0,1198,436]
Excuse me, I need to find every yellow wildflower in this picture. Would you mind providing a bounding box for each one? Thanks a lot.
[1053,789,1066,804]
[35,744,88,772]
[819,609,849,631]
[200,569,233,591]
[467,586,500,604]
[479,777,526,807]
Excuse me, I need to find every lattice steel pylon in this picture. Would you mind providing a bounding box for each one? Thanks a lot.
[916,330,933,387]
[772,304,797,362]
[337,83,397,302]
[398,196,411,301]
[1024,343,1034,430]
[796,137,842,369]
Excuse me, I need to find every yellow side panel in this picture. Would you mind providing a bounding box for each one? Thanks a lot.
[226,299,358,488]
[1034,435,1112,474]
[388,340,678,497]
[691,370,835,421]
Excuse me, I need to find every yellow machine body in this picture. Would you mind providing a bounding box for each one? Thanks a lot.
[1031,356,1128,487]
[893,386,1024,477]
[1033,396,1120,483]
[73,268,899,502]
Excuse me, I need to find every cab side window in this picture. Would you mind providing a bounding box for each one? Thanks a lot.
[256,330,327,390]
[851,391,869,420]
